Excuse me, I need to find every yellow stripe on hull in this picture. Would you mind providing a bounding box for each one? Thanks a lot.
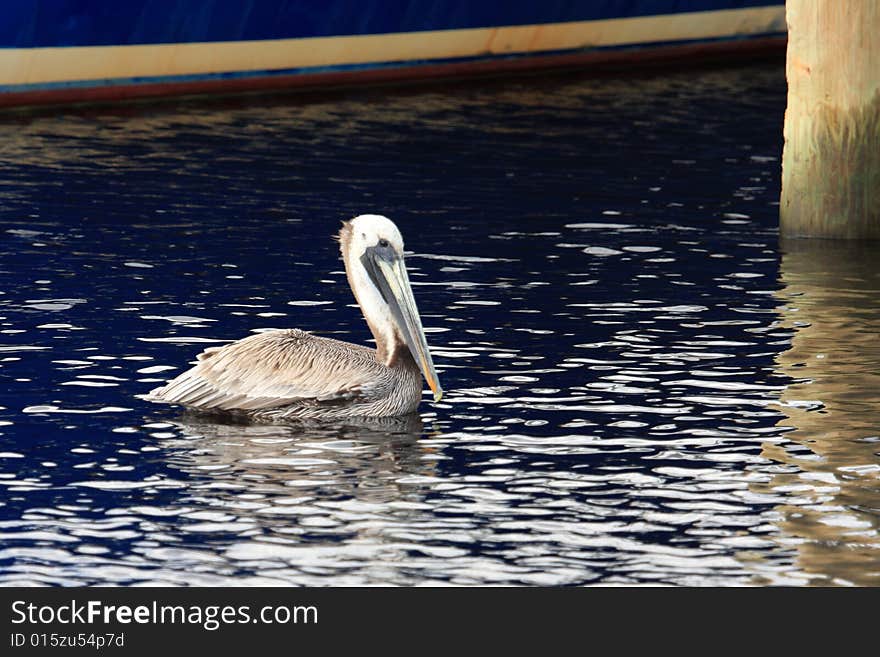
[0,6,785,87]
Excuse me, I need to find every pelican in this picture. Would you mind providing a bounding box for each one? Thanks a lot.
[148,214,443,420]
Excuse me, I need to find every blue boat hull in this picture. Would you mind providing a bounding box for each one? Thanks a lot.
[0,1,786,107]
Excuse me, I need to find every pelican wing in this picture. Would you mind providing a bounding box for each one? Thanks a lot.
[148,329,387,412]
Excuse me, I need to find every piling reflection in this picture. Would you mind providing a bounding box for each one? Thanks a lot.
[761,240,880,585]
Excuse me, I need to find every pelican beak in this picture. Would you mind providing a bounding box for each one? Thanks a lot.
[362,247,444,402]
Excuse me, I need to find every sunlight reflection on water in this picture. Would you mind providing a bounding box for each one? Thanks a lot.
[0,63,877,586]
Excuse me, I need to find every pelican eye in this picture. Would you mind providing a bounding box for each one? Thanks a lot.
[378,238,390,248]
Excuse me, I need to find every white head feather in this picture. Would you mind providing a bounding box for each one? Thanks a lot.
[340,214,408,362]
[346,214,405,255]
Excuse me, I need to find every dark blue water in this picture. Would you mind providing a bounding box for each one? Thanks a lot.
[1,63,878,586]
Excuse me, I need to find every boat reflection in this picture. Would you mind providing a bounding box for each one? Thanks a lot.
[760,240,880,585]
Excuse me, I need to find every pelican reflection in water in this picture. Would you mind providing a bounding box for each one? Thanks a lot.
[149,215,443,420]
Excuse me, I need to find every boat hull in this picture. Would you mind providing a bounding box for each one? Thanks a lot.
[0,1,786,107]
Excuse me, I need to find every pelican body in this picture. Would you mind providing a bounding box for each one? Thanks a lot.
[148,215,442,421]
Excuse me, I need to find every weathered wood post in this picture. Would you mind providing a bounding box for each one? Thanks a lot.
[780,1,880,239]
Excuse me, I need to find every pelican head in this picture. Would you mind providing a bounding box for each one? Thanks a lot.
[339,214,443,402]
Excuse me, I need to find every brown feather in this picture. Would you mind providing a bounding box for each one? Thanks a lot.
[148,329,423,420]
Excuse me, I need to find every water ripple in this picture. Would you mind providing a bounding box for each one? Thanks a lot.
[0,63,877,586]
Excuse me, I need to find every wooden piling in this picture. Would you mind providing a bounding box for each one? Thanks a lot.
[780,1,880,239]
